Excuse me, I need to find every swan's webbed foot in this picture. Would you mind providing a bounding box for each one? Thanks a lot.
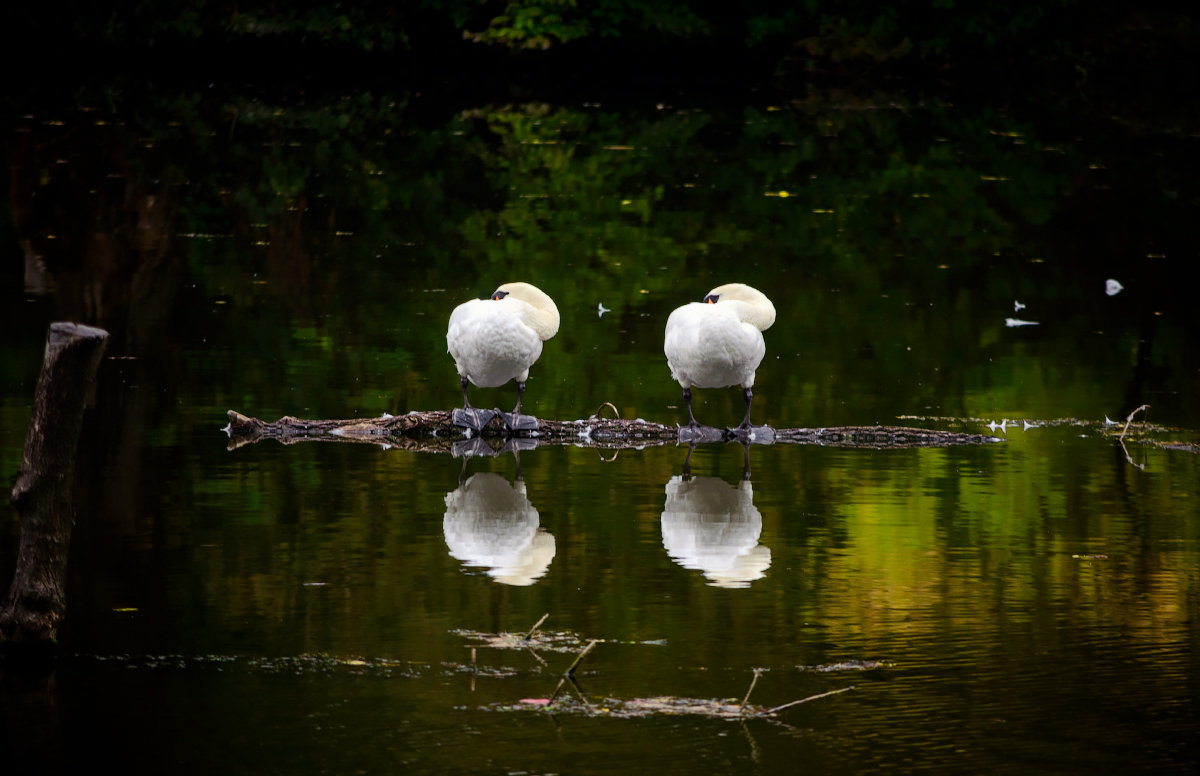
[453,407,498,431]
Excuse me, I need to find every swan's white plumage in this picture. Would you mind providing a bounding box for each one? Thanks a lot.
[448,282,559,389]
[447,282,559,431]
[663,283,776,427]
[448,301,542,387]
[664,283,775,390]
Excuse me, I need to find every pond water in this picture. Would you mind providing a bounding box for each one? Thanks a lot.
[2,82,1198,774]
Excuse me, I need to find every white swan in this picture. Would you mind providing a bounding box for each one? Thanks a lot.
[663,283,776,430]
[447,282,560,430]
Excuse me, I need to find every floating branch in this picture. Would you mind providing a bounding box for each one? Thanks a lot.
[1120,404,1150,441]
[563,639,599,678]
[763,686,855,714]
[516,682,854,719]
[548,640,599,707]
[524,613,550,641]
[741,667,767,711]
[224,409,1003,452]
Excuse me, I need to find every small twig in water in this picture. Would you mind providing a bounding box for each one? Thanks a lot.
[565,639,599,677]
[548,640,599,707]
[740,668,767,712]
[764,686,854,715]
[594,402,621,420]
[1120,404,1150,441]
[524,613,550,641]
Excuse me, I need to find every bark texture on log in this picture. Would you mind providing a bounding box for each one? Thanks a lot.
[225,409,1003,453]
[2,323,108,650]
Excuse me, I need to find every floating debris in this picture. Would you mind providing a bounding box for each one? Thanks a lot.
[452,614,601,655]
[799,660,888,673]
[451,628,591,654]
[487,686,854,719]
[1106,278,1124,296]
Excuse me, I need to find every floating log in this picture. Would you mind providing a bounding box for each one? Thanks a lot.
[224,409,1003,452]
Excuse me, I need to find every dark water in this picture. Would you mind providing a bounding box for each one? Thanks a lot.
[2,84,1198,774]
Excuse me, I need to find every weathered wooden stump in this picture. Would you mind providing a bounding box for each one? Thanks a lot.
[2,323,108,651]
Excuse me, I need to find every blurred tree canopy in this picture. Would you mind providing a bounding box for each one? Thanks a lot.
[8,1,1196,100]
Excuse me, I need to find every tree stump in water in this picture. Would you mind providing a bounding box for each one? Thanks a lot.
[1,323,108,652]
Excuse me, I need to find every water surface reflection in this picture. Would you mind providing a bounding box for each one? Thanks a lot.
[443,444,555,585]
[660,447,770,588]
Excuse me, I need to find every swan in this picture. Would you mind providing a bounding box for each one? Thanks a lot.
[447,282,560,431]
[664,283,776,431]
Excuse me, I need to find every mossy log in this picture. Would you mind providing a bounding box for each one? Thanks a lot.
[225,409,1003,453]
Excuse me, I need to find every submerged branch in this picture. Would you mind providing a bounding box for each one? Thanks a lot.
[224,409,1003,452]
[764,685,855,715]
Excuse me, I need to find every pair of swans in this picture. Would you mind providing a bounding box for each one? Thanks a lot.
[446,281,777,432]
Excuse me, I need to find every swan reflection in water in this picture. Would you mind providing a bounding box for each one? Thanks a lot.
[660,446,770,588]
[443,438,555,586]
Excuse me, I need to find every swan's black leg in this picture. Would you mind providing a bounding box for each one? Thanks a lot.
[501,380,538,431]
[738,386,754,430]
[683,386,701,428]
[452,376,497,431]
